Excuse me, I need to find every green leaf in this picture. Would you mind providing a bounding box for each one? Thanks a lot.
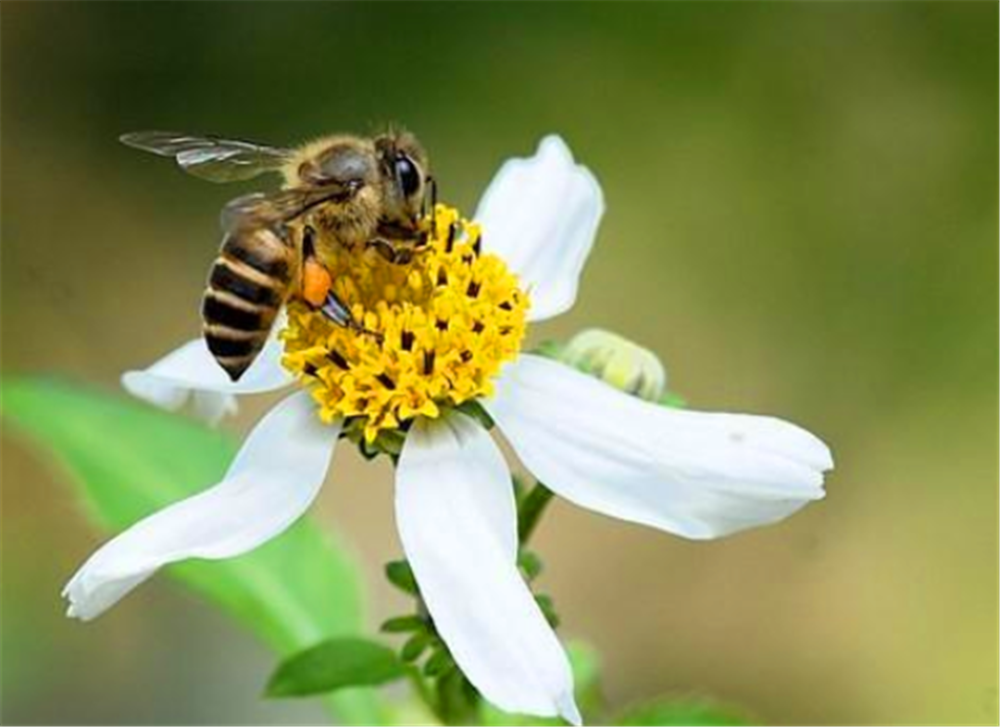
[422,647,453,678]
[400,632,433,663]
[616,695,751,726]
[266,637,406,698]
[379,615,426,634]
[535,594,560,628]
[0,377,380,724]
[518,550,543,581]
[479,640,604,726]
[384,559,418,595]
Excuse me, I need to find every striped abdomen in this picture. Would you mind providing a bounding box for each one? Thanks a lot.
[203,227,294,381]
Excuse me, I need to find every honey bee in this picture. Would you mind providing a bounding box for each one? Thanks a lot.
[121,130,433,381]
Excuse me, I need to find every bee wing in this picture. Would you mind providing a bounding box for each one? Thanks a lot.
[120,130,291,183]
[220,185,354,232]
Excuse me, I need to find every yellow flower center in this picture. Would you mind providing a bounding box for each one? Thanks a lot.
[281,205,528,443]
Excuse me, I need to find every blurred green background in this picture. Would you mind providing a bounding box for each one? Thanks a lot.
[2,2,996,724]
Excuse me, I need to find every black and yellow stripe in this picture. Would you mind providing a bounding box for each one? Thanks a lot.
[202,229,292,381]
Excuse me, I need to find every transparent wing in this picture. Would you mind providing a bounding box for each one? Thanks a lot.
[120,130,291,183]
[220,186,353,232]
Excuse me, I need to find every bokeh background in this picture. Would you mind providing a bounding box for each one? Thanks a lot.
[2,2,997,725]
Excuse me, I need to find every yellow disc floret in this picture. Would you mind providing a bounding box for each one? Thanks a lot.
[281,205,528,442]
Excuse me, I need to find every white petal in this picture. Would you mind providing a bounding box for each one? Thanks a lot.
[395,413,579,724]
[121,312,293,421]
[191,389,239,426]
[474,135,605,322]
[487,355,833,540]
[63,391,339,620]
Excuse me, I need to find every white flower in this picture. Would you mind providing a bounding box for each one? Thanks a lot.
[65,135,833,724]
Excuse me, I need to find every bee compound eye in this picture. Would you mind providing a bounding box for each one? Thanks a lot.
[395,155,421,198]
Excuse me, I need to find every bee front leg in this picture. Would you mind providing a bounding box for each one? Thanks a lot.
[366,237,418,265]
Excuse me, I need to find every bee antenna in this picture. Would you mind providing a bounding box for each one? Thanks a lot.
[428,176,438,228]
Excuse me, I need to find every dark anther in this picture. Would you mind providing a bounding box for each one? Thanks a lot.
[423,350,436,375]
[437,268,448,286]
[500,326,513,335]
[446,222,458,252]
[328,350,350,370]
[377,373,396,390]
[499,301,513,311]
[460,351,473,363]
[472,234,482,256]
[472,321,485,334]
[467,281,481,298]
[436,319,449,331]
[401,330,415,351]
[462,254,474,265]
[303,363,318,376]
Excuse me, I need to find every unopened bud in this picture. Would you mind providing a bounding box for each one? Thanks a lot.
[560,329,667,402]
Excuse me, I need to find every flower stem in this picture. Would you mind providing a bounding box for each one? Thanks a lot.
[518,482,554,544]
[405,666,436,719]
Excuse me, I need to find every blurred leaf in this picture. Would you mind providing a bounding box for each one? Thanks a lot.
[658,391,687,408]
[565,641,603,719]
[266,637,406,698]
[385,559,419,595]
[479,641,604,726]
[0,377,381,724]
[530,340,565,360]
[616,695,751,726]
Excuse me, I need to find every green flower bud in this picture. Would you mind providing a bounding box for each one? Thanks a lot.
[560,328,667,402]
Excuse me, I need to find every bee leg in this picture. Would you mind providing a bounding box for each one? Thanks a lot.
[319,290,355,327]
[320,291,383,342]
[367,237,416,265]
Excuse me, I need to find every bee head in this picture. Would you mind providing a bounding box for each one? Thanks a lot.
[375,131,429,231]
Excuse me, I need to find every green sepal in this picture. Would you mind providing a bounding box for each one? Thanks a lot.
[358,436,382,460]
[455,399,495,430]
[265,637,406,698]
